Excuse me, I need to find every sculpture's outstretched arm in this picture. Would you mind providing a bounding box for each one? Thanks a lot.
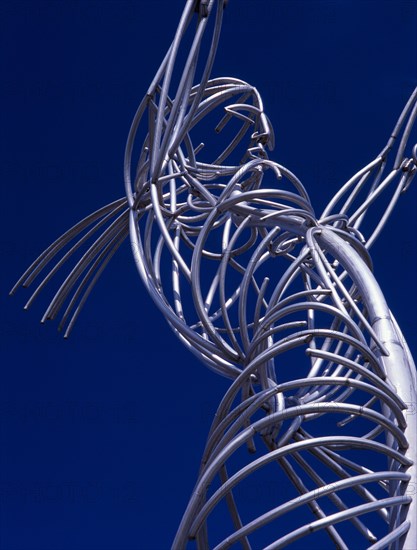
[321,87,417,248]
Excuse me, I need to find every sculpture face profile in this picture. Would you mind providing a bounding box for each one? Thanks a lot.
[11,1,417,548]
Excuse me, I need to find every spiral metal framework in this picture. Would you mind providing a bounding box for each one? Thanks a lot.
[11,1,417,548]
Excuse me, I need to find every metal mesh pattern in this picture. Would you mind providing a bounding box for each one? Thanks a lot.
[12,1,417,548]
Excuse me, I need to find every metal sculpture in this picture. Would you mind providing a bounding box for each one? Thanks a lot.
[11,1,417,548]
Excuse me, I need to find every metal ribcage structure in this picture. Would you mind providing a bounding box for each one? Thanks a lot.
[11,1,417,549]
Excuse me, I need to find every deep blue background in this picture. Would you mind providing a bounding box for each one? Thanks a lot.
[1,1,416,549]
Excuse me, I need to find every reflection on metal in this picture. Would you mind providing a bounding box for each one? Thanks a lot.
[12,1,417,548]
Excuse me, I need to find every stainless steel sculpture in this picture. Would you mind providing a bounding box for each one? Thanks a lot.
[12,1,417,548]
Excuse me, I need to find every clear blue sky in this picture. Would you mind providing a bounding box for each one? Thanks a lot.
[2,1,416,549]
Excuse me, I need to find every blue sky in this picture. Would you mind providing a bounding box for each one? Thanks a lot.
[2,1,416,549]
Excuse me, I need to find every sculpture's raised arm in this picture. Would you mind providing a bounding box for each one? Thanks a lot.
[321,86,417,248]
